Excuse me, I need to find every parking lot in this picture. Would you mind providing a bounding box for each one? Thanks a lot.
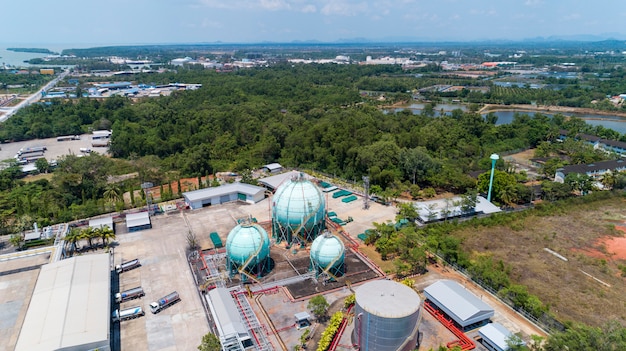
[0,133,109,163]
[112,212,209,351]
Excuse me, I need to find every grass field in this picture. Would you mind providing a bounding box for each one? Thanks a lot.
[454,196,626,327]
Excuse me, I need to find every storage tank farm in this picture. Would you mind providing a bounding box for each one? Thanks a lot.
[310,231,345,280]
[272,173,326,247]
[352,280,422,351]
[225,220,271,281]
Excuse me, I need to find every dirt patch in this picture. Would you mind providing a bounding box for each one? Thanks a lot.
[456,197,626,327]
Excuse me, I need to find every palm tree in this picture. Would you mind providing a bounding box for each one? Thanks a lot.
[98,225,115,247]
[81,227,97,250]
[64,227,82,256]
[103,185,121,207]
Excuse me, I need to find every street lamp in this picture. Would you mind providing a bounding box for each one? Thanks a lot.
[487,153,499,202]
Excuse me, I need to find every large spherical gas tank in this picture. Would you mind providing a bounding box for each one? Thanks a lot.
[272,175,326,239]
[310,233,344,270]
[352,280,422,351]
[226,223,270,265]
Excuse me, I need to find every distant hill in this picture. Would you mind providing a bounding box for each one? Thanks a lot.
[7,48,57,55]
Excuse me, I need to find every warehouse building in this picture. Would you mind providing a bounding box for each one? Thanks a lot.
[15,254,111,351]
[479,322,523,351]
[183,183,266,209]
[424,280,494,331]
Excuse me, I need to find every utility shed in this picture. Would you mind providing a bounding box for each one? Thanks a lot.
[183,183,265,209]
[257,170,310,191]
[424,279,494,330]
[261,162,283,174]
[126,212,151,232]
[479,323,522,351]
[89,216,114,232]
[15,254,111,351]
[206,288,252,350]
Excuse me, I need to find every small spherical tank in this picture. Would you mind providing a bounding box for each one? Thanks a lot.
[352,280,422,351]
[226,222,270,270]
[272,174,326,243]
[310,232,344,276]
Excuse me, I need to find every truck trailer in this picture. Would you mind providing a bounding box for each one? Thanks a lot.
[115,258,141,273]
[115,286,145,303]
[150,291,180,314]
[112,306,145,322]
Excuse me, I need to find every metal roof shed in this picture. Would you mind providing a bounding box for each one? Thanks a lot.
[126,212,151,232]
[90,216,114,232]
[479,322,522,351]
[206,288,252,350]
[424,280,494,330]
[261,162,283,173]
[15,254,111,351]
[257,170,310,191]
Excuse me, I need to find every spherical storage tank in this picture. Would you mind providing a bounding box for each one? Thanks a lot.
[272,174,326,244]
[310,232,345,278]
[226,222,271,278]
[352,280,422,351]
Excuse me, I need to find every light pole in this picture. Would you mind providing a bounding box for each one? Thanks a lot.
[487,153,499,202]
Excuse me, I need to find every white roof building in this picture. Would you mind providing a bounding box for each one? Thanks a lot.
[206,288,252,350]
[15,254,111,351]
[126,211,151,231]
[424,279,494,330]
[183,183,266,209]
[479,322,523,351]
[257,170,311,191]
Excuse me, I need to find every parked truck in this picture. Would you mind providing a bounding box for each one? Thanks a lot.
[112,306,145,322]
[150,291,180,314]
[115,259,141,273]
[115,286,145,303]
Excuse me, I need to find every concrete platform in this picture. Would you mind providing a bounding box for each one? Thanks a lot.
[112,212,209,351]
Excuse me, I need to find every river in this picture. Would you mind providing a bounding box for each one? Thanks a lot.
[383,104,626,135]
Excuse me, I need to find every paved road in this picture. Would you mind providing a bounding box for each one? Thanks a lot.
[0,69,69,122]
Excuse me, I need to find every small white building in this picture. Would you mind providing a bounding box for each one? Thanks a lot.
[183,183,266,209]
[126,211,151,232]
[260,163,283,174]
[479,322,524,351]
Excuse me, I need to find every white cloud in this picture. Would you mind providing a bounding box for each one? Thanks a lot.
[524,0,543,6]
[320,1,368,16]
[301,4,317,13]
[562,13,581,21]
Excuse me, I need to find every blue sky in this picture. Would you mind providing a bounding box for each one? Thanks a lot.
[2,0,625,45]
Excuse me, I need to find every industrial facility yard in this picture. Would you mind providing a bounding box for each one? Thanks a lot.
[0,173,560,351]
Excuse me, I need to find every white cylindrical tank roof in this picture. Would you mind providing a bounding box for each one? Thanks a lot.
[355,280,421,318]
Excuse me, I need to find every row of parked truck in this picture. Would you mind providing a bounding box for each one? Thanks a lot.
[112,258,181,322]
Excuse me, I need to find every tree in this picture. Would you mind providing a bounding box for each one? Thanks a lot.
[477,170,517,204]
[64,227,82,255]
[307,295,329,321]
[564,172,593,195]
[35,158,50,173]
[95,225,115,247]
[9,234,24,249]
[197,332,221,351]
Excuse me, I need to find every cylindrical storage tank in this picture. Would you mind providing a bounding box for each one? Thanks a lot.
[272,174,326,244]
[226,222,270,276]
[310,232,345,278]
[352,280,422,351]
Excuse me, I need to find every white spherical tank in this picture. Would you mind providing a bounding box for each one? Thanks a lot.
[310,232,345,277]
[352,280,422,351]
[272,174,326,244]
